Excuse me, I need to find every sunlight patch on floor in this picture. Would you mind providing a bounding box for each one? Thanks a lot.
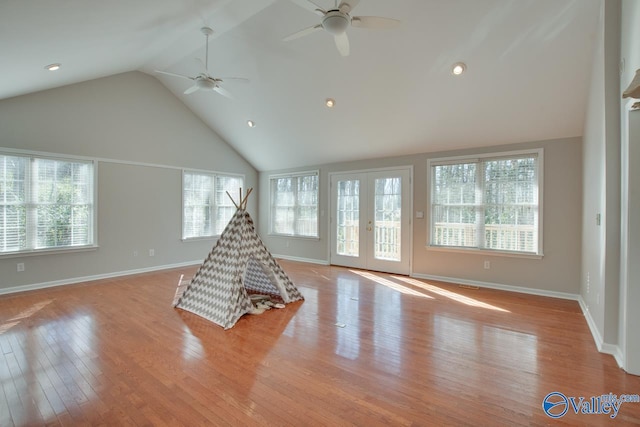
[392,276,509,312]
[181,325,205,361]
[0,299,53,335]
[349,270,434,299]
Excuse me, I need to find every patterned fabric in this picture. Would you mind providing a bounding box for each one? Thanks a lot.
[175,209,303,329]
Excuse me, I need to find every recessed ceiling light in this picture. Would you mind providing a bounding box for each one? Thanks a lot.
[325,98,335,108]
[45,63,61,71]
[451,62,466,76]
[247,120,255,128]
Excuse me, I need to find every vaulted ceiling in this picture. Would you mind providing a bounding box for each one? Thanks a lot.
[0,0,601,171]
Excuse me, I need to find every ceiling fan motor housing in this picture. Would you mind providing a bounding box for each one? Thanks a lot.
[196,78,216,90]
[322,11,350,35]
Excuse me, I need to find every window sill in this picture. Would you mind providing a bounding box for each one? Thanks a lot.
[181,236,220,242]
[426,245,543,259]
[268,233,320,241]
[0,245,99,260]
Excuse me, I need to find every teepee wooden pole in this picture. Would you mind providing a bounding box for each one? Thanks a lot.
[225,187,253,210]
[240,188,253,210]
[226,191,239,209]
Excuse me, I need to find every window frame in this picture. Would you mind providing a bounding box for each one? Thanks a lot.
[0,150,97,257]
[269,170,320,239]
[427,148,544,258]
[181,169,244,241]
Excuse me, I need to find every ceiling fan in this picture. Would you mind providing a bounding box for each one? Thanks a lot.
[283,0,400,57]
[155,27,248,98]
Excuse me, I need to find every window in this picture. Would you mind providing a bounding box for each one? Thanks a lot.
[182,171,243,239]
[428,149,542,255]
[0,153,95,255]
[270,171,319,237]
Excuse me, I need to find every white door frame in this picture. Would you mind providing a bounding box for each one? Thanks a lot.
[620,102,640,375]
[328,166,413,275]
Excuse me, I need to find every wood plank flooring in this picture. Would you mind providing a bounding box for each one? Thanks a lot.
[0,260,639,426]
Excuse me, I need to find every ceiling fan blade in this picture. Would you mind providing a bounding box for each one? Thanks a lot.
[351,16,400,29]
[219,77,250,84]
[283,24,323,41]
[314,8,326,16]
[184,85,199,95]
[214,86,233,99]
[339,0,360,14]
[334,32,349,56]
[155,70,194,81]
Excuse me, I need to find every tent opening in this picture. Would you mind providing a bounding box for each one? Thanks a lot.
[243,257,288,304]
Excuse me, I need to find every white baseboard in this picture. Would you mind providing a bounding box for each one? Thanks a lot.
[411,273,580,301]
[604,344,624,368]
[578,296,624,368]
[578,296,605,349]
[0,260,202,296]
[272,254,329,265]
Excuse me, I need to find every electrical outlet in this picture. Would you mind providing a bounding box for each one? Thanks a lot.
[586,272,590,293]
[484,260,490,269]
[17,262,25,272]
[285,240,290,248]
[149,249,155,257]
[133,250,138,257]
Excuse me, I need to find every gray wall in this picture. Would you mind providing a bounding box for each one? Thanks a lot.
[259,137,582,296]
[580,0,640,375]
[0,71,258,292]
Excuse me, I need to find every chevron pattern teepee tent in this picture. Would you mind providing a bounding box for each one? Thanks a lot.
[174,189,303,329]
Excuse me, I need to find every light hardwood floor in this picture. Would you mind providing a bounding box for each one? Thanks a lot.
[1,260,639,426]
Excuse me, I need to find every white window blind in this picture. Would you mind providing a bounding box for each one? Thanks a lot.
[182,171,242,239]
[0,153,95,254]
[429,150,541,255]
[270,172,319,237]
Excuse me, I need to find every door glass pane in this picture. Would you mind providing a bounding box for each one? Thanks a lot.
[336,180,359,256]
[374,177,401,261]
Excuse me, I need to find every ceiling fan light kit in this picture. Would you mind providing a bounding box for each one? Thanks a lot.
[196,78,216,91]
[283,0,400,57]
[322,12,350,35]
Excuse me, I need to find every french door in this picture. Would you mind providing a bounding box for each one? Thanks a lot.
[330,168,411,275]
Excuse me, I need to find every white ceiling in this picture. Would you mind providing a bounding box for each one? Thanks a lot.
[0,0,601,171]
